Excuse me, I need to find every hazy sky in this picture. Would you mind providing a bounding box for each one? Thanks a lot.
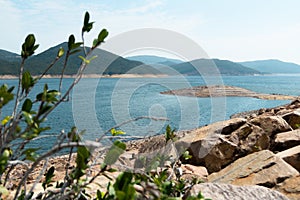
[1,0,300,63]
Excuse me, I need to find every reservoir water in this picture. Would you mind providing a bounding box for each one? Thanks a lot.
[1,75,299,152]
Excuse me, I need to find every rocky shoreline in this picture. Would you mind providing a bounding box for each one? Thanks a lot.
[3,99,300,199]
[161,85,296,100]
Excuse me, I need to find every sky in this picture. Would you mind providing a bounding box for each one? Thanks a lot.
[1,0,300,64]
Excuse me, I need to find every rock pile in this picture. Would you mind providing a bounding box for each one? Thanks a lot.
[126,99,300,199]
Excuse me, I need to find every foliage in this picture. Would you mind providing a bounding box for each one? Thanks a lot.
[165,125,176,142]
[0,12,208,200]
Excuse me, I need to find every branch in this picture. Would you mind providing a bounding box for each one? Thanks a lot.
[97,116,169,142]
[14,140,103,199]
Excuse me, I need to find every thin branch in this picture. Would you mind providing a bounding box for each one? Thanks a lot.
[96,116,169,142]
[14,140,102,200]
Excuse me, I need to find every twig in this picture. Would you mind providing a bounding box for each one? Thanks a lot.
[96,116,169,142]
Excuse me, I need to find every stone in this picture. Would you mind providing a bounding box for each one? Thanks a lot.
[177,133,239,173]
[274,175,300,200]
[208,150,299,187]
[181,164,208,181]
[187,183,289,200]
[282,109,300,129]
[249,115,292,136]
[230,124,270,153]
[174,118,246,173]
[273,129,300,151]
[276,145,300,172]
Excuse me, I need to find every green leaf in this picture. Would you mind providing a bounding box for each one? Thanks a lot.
[68,34,75,49]
[22,98,32,112]
[57,47,64,58]
[1,116,12,126]
[22,148,40,161]
[43,166,55,190]
[84,12,90,26]
[21,34,38,59]
[0,84,14,109]
[104,140,126,165]
[98,29,109,43]
[21,71,34,95]
[79,55,91,64]
[110,128,126,136]
[22,111,33,125]
[26,34,35,47]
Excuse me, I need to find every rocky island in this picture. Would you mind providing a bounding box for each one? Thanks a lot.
[161,85,296,100]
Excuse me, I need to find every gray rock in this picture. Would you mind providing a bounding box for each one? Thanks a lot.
[208,150,299,187]
[187,183,290,200]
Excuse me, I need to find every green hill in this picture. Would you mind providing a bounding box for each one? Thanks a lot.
[0,43,160,75]
[239,59,300,74]
[170,59,261,76]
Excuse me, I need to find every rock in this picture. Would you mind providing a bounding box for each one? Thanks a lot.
[177,133,239,173]
[274,175,300,200]
[230,124,270,153]
[276,145,300,172]
[174,118,246,173]
[282,110,300,129]
[272,129,300,151]
[208,150,299,187]
[249,115,292,136]
[187,183,289,200]
[181,164,208,181]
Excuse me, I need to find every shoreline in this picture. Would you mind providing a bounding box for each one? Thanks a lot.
[0,74,168,79]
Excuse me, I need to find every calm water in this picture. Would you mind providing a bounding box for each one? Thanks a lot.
[1,75,299,152]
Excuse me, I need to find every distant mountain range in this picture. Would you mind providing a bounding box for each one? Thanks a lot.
[239,59,300,74]
[127,55,183,66]
[1,44,299,76]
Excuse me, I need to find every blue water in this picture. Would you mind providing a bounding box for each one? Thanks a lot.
[1,75,299,152]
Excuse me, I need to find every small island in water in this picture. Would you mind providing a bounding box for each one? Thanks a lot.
[161,85,296,100]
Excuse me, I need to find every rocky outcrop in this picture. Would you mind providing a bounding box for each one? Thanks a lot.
[161,85,296,100]
[187,183,290,200]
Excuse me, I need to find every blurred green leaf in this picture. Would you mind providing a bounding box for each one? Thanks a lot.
[0,84,14,109]
[21,34,39,59]
[104,140,126,165]
[22,111,33,125]
[21,148,40,162]
[21,71,34,95]
[110,128,125,136]
[22,98,32,112]
[57,47,64,58]
[98,29,108,43]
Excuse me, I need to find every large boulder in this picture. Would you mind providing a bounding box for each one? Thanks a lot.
[187,183,289,200]
[272,129,300,151]
[276,145,300,172]
[274,175,300,200]
[282,109,300,129]
[208,150,299,187]
[230,124,270,153]
[249,115,292,136]
[174,118,246,173]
